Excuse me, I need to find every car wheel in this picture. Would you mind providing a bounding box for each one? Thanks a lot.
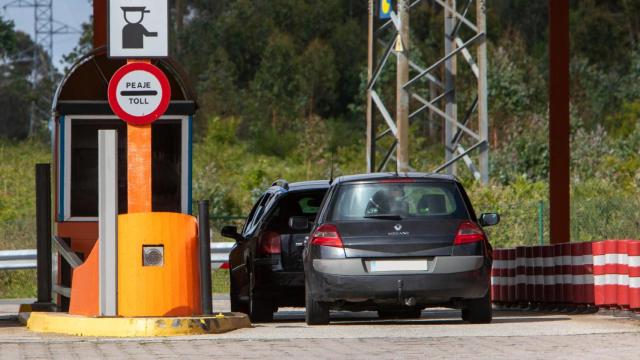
[461,308,469,322]
[248,271,274,323]
[229,273,249,314]
[465,291,492,324]
[378,309,422,319]
[305,280,330,325]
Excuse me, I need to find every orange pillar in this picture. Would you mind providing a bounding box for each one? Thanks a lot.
[127,124,152,213]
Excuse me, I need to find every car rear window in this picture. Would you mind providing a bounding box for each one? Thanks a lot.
[267,190,326,233]
[328,181,468,221]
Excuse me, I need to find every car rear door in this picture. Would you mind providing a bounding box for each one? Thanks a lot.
[266,190,326,271]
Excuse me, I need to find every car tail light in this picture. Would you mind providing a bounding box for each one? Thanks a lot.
[259,231,281,254]
[453,221,485,245]
[310,224,344,248]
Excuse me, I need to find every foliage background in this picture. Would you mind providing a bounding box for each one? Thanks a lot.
[2,1,640,297]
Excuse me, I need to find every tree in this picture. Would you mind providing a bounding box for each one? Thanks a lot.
[296,39,338,117]
[0,18,53,139]
[0,16,16,59]
[251,32,301,129]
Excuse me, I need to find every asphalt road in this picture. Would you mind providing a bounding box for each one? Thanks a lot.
[1,298,640,359]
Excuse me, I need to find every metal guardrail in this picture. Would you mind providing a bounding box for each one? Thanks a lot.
[0,242,235,271]
[0,249,37,270]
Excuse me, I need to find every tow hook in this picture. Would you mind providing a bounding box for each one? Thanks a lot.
[404,297,417,307]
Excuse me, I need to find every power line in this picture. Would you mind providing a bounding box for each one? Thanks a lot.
[3,0,81,137]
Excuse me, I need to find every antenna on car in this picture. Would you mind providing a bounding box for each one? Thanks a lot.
[329,151,335,184]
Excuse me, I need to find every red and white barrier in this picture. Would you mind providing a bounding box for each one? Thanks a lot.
[491,239,640,313]
[491,249,503,303]
[507,249,516,304]
[629,241,640,310]
[515,246,527,304]
[542,246,555,303]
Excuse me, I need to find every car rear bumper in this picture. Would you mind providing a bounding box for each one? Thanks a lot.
[255,269,305,306]
[256,269,305,288]
[307,256,490,304]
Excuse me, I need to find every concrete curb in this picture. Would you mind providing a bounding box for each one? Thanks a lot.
[25,312,251,337]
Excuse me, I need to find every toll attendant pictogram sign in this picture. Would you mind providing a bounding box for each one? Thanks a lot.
[108,62,171,125]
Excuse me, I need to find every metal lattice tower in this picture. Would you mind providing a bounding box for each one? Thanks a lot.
[366,0,489,183]
[3,0,79,136]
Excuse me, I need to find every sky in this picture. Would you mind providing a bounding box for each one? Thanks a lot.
[1,0,92,69]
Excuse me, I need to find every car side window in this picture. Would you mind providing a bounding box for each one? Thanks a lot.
[316,185,336,223]
[241,195,263,236]
[244,193,272,237]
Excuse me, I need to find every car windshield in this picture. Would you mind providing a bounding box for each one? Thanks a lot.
[328,181,468,221]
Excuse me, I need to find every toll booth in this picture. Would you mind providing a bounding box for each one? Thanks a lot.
[51,46,197,310]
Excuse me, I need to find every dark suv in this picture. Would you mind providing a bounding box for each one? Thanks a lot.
[221,179,329,322]
[303,172,499,325]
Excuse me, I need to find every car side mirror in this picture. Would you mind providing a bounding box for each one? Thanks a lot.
[221,225,242,241]
[479,213,500,227]
[289,216,309,231]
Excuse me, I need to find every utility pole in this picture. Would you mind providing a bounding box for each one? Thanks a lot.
[443,0,457,176]
[365,0,489,183]
[477,0,489,184]
[396,0,410,173]
[366,0,376,173]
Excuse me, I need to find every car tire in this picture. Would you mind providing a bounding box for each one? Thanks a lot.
[465,291,492,324]
[248,271,274,323]
[230,274,249,314]
[305,281,330,325]
[461,308,469,322]
[378,309,422,319]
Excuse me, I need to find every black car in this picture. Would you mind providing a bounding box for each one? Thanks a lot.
[303,172,499,325]
[221,179,329,322]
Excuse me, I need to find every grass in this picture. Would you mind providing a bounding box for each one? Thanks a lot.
[1,132,639,298]
[0,270,36,299]
[0,269,230,300]
[213,269,230,294]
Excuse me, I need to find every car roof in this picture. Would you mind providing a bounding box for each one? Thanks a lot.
[332,172,458,184]
[270,180,331,193]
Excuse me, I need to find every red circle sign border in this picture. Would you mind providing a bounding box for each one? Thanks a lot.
[108,62,171,125]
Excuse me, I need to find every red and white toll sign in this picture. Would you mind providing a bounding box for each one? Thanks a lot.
[108,62,171,125]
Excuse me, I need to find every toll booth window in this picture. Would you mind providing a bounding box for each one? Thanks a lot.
[152,120,182,212]
[70,120,128,217]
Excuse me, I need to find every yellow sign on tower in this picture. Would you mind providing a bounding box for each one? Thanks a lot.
[380,0,392,19]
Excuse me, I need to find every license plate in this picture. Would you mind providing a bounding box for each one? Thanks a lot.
[369,260,428,272]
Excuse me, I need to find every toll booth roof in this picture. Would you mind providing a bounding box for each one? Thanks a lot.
[53,46,197,116]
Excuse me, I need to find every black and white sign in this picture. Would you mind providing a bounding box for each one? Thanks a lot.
[108,0,168,58]
[108,62,171,125]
